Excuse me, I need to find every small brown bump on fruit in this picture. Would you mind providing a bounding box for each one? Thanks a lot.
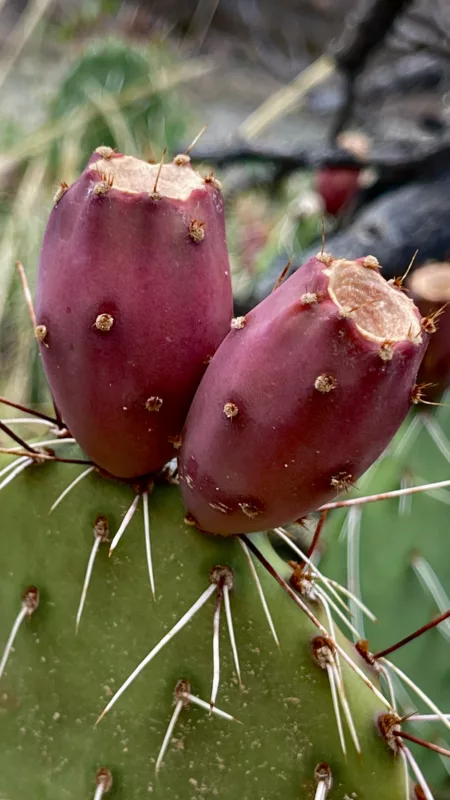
[377,712,401,753]
[204,172,222,191]
[314,374,337,393]
[189,219,205,243]
[300,292,318,305]
[316,251,333,265]
[95,766,113,793]
[210,564,233,588]
[95,146,115,159]
[94,515,109,542]
[411,382,435,405]
[53,181,69,204]
[173,153,191,166]
[230,316,246,330]
[35,324,48,347]
[414,785,427,800]
[184,512,197,526]
[239,502,261,518]
[94,313,114,332]
[223,401,239,419]
[203,354,213,365]
[145,396,163,413]
[379,341,394,361]
[330,471,354,492]
[421,315,437,334]
[168,434,183,450]
[363,255,380,270]
[22,586,39,615]
[93,174,113,196]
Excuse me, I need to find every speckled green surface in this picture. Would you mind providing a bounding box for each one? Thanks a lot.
[0,452,404,799]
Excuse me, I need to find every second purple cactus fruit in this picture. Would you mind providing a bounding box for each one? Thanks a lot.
[35,148,232,479]
[180,253,428,535]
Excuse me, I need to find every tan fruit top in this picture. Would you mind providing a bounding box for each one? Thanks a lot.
[325,258,422,344]
[90,154,205,200]
[408,263,450,302]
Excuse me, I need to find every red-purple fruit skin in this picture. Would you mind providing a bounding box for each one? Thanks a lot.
[35,152,233,479]
[180,255,427,535]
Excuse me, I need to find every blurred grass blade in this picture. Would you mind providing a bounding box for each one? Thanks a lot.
[0,0,54,93]
[239,54,335,140]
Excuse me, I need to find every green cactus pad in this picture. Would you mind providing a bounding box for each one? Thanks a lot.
[0,449,404,799]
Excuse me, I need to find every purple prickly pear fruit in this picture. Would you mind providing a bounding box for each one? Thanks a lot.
[408,262,450,401]
[180,253,428,535]
[35,149,232,478]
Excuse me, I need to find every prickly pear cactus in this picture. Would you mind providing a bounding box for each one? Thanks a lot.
[0,448,404,799]
[321,404,450,797]
[0,147,447,799]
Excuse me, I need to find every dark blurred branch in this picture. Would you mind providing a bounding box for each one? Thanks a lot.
[329,0,414,140]
[193,134,450,183]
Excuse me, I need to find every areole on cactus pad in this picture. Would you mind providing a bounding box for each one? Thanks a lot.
[35,147,232,479]
[180,253,428,535]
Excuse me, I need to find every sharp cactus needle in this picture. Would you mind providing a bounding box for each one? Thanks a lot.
[96,584,217,724]
[238,538,280,647]
[76,536,102,634]
[210,585,223,710]
[93,768,112,800]
[409,714,450,722]
[319,593,361,755]
[143,491,155,599]
[326,661,346,757]
[0,457,34,491]
[0,455,30,480]
[0,417,53,427]
[346,506,364,640]
[15,261,37,329]
[50,466,95,513]
[155,699,184,776]
[379,664,398,711]
[381,659,450,734]
[412,555,450,643]
[274,527,350,616]
[242,536,392,710]
[109,494,141,556]
[422,413,450,464]
[0,396,60,426]
[0,587,39,680]
[76,519,109,634]
[223,584,242,687]
[325,579,376,622]
[313,764,332,800]
[320,477,450,510]
[315,583,362,640]
[181,691,239,723]
[401,746,435,800]
[314,782,328,800]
